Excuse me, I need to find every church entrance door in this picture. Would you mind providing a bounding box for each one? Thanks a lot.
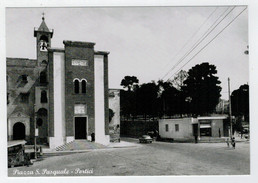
[75,117,87,139]
[13,122,26,140]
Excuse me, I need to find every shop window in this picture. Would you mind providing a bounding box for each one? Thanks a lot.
[41,90,48,103]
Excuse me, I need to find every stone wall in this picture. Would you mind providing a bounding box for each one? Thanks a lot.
[120,120,158,138]
[109,89,120,142]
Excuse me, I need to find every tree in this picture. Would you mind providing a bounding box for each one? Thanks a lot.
[136,81,159,119]
[171,70,188,91]
[120,89,136,119]
[120,76,139,91]
[231,84,249,122]
[157,80,186,116]
[182,62,222,115]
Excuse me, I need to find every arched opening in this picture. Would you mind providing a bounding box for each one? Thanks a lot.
[37,118,43,127]
[39,35,49,51]
[40,90,48,103]
[41,60,48,65]
[81,80,86,93]
[37,108,48,116]
[40,71,47,84]
[13,122,25,140]
[74,79,80,94]
[39,35,49,42]
[36,108,48,144]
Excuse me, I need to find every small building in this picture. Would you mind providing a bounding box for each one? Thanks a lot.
[197,116,228,137]
[159,118,198,141]
[159,115,229,141]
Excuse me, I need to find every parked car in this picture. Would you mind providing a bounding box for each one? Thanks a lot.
[139,135,152,143]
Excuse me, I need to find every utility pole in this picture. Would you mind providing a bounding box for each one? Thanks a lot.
[34,104,37,160]
[228,78,233,139]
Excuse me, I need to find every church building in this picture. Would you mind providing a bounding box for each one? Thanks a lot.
[7,16,110,149]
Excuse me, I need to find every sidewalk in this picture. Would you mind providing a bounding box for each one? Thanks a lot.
[41,140,140,156]
[107,141,141,148]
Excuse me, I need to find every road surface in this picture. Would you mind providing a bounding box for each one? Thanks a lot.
[8,138,250,176]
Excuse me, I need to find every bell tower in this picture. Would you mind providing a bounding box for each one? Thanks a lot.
[34,13,54,66]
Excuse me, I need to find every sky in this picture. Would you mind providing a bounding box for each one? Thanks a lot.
[6,6,248,100]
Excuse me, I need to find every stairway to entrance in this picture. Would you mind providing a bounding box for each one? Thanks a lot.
[55,140,107,151]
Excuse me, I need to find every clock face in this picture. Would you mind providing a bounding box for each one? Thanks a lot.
[40,40,48,52]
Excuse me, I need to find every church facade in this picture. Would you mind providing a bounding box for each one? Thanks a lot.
[7,17,110,149]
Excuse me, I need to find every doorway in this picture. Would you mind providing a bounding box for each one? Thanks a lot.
[13,122,25,140]
[75,117,87,139]
[192,124,198,136]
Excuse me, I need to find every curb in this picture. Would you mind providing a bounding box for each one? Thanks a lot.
[42,145,140,157]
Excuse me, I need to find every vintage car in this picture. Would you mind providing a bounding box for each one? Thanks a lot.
[8,140,32,168]
[139,135,153,143]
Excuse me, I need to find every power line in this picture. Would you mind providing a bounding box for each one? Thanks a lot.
[162,6,234,81]
[158,7,219,79]
[168,6,247,80]
[165,7,233,80]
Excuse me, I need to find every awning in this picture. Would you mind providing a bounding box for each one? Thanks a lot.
[200,124,211,128]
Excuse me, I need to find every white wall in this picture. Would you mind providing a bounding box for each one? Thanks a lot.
[94,55,109,145]
[49,52,66,149]
[159,118,195,140]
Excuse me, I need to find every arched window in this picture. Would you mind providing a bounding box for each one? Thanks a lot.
[41,90,47,103]
[37,108,48,116]
[74,79,80,94]
[37,118,43,127]
[41,60,48,66]
[81,80,87,93]
[39,35,49,42]
[40,71,47,84]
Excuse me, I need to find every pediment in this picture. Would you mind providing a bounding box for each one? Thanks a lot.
[10,112,29,118]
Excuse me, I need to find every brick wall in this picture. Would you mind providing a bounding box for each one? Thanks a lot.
[63,41,96,137]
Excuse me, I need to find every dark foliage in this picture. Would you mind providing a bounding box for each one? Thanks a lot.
[182,62,221,115]
[120,76,139,91]
[231,84,249,121]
